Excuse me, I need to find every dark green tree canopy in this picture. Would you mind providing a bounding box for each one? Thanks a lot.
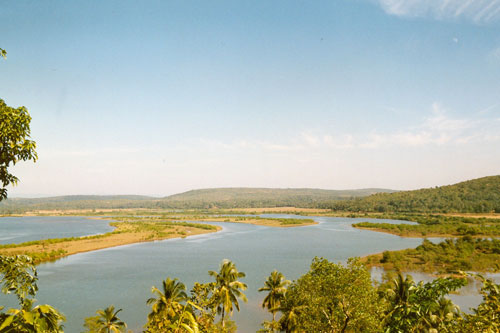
[0,99,37,201]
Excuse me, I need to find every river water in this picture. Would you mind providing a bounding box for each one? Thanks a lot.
[0,215,491,332]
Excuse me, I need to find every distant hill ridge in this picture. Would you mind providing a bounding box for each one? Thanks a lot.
[164,187,394,201]
[329,175,500,213]
[2,176,498,213]
[0,188,394,212]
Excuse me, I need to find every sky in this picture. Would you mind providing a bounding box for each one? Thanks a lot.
[1,0,500,197]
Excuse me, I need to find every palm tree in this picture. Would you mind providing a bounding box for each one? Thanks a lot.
[208,259,247,329]
[258,270,290,322]
[278,302,304,333]
[387,272,414,307]
[93,305,127,333]
[146,277,188,330]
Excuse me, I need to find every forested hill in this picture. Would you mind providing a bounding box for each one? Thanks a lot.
[160,187,394,208]
[328,175,500,213]
[0,188,393,212]
[0,195,157,213]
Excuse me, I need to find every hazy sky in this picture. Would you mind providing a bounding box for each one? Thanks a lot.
[2,0,500,197]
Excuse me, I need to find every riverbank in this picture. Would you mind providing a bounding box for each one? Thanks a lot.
[362,237,500,274]
[0,213,318,263]
[0,221,220,264]
[354,226,458,238]
[191,216,317,227]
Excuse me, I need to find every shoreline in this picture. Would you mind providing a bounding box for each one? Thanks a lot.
[0,221,222,264]
[353,226,500,239]
[353,226,458,238]
[0,214,316,263]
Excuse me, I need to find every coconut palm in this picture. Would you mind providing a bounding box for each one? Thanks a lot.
[208,259,247,329]
[168,302,200,333]
[387,272,414,307]
[93,305,127,333]
[278,302,304,333]
[258,270,290,322]
[146,277,188,331]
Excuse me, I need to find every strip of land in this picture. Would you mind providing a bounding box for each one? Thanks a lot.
[0,214,317,264]
[188,216,317,227]
[362,237,500,274]
[0,221,220,264]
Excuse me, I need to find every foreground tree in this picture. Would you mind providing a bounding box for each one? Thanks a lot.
[190,282,218,331]
[460,275,500,332]
[83,305,127,333]
[146,277,188,332]
[278,257,382,332]
[382,272,466,332]
[258,270,290,331]
[208,259,247,329]
[0,255,65,332]
[0,99,38,201]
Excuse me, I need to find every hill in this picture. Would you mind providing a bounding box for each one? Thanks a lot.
[0,188,394,212]
[0,195,156,213]
[328,175,500,213]
[160,187,394,209]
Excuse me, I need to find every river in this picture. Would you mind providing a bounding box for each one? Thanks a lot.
[0,215,492,332]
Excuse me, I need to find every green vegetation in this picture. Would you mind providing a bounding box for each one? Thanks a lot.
[0,99,38,201]
[381,272,466,332]
[0,188,393,213]
[278,258,382,332]
[83,305,127,333]
[0,255,65,332]
[221,216,314,226]
[328,175,500,213]
[258,270,290,330]
[353,214,500,237]
[0,220,217,264]
[364,237,500,274]
[2,255,500,332]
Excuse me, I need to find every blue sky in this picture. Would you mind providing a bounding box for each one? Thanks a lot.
[2,0,500,196]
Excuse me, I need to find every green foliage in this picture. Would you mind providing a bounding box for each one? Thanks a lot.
[83,305,127,333]
[0,99,38,201]
[4,254,500,332]
[278,257,383,332]
[0,48,6,59]
[208,259,247,329]
[330,175,500,213]
[258,270,290,325]
[366,237,500,274]
[0,188,391,212]
[382,272,467,332]
[354,214,500,237]
[0,255,65,332]
[0,255,38,304]
[146,278,188,331]
[460,275,500,332]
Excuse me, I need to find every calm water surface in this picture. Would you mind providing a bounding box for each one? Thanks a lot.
[0,215,489,332]
[0,216,114,244]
